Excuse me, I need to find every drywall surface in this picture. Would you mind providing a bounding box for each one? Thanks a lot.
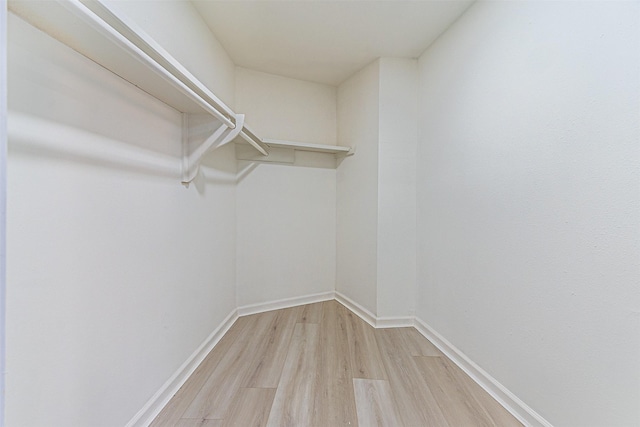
[416,2,640,426]
[337,58,418,319]
[104,0,236,108]
[235,67,337,144]
[336,60,380,314]
[376,58,418,319]
[7,13,237,427]
[235,161,336,307]
[0,3,7,424]
[234,67,338,308]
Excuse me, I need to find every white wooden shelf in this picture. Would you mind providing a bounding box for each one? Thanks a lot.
[263,139,353,155]
[9,0,231,122]
[8,0,352,180]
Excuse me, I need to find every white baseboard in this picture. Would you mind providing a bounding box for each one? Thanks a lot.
[237,290,335,317]
[125,308,238,427]
[376,316,414,328]
[334,291,377,327]
[334,292,413,328]
[413,317,553,427]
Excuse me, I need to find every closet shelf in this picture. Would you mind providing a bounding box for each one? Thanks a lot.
[263,139,353,156]
[8,0,352,180]
[9,0,234,123]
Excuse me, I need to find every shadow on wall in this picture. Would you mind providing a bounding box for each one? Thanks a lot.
[7,112,249,194]
[192,159,258,195]
[8,112,340,198]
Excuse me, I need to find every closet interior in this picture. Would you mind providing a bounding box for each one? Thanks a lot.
[4,1,639,426]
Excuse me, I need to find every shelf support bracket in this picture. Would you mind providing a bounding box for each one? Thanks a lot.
[182,113,245,185]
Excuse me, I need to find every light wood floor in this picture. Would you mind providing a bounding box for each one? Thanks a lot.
[151,301,523,427]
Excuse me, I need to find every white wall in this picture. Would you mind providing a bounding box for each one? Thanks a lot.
[376,58,418,319]
[7,11,237,427]
[235,67,337,308]
[235,67,337,144]
[336,58,418,319]
[235,162,336,307]
[336,60,380,314]
[416,2,640,426]
[0,2,7,424]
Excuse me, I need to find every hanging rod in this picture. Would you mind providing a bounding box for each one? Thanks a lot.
[59,0,236,129]
[83,0,238,127]
[239,126,269,156]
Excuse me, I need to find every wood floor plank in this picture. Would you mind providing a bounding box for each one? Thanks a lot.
[182,311,277,420]
[318,300,352,379]
[174,419,223,427]
[297,301,324,323]
[313,376,359,426]
[150,316,253,427]
[266,323,320,427]
[222,388,276,427]
[353,379,402,427]
[242,307,298,388]
[375,328,450,427]
[311,301,358,426]
[413,356,496,426]
[399,327,442,357]
[345,310,388,380]
[443,358,523,426]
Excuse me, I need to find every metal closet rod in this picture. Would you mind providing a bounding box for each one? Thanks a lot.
[239,127,269,156]
[61,0,236,129]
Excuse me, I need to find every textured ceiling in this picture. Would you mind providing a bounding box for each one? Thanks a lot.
[192,1,474,86]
